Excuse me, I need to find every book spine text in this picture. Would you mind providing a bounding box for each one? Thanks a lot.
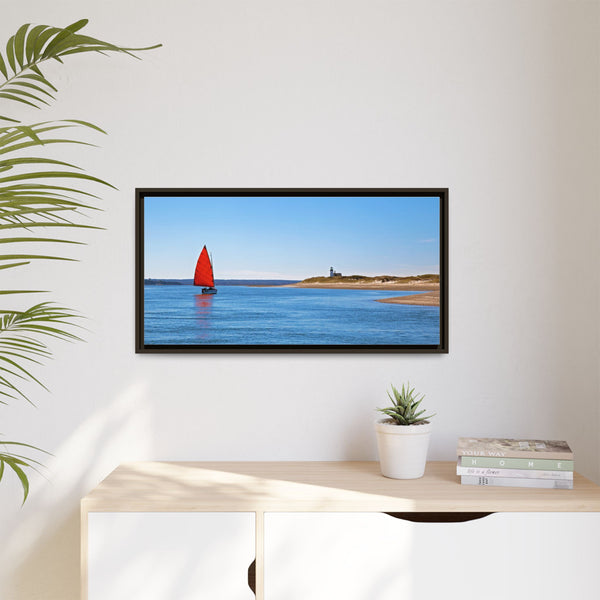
[460,456,574,471]
[460,475,573,489]
[456,466,573,480]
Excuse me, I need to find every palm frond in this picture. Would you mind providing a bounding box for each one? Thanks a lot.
[0,303,82,405]
[0,20,160,503]
[0,20,161,118]
[0,120,109,288]
[0,440,50,503]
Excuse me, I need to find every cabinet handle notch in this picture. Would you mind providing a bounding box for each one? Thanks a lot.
[248,558,256,595]
[384,512,493,523]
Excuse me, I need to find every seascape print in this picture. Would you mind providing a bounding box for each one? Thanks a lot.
[139,192,446,350]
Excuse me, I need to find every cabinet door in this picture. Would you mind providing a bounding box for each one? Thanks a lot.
[264,512,600,600]
[88,512,255,600]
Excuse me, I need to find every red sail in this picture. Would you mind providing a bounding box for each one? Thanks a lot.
[193,246,215,287]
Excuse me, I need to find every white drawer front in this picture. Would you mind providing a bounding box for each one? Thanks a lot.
[88,512,255,600]
[265,512,600,600]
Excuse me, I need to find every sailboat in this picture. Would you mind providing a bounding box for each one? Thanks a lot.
[194,245,217,294]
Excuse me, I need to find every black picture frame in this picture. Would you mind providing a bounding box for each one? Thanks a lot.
[135,188,448,353]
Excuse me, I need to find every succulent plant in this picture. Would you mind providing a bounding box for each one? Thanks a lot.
[377,383,435,426]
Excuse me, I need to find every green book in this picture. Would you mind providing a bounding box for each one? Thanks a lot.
[460,456,574,471]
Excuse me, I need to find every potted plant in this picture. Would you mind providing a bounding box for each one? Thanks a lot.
[375,383,435,479]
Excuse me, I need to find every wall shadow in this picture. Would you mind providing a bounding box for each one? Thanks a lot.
[0,381,152,600]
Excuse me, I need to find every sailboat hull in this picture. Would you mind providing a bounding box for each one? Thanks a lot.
[201,287,217,295]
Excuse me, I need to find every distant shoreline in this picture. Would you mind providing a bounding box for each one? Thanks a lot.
[284,274,439,292]
[145,279,300,286]
[283,275,440,306]
[283,282,439,291]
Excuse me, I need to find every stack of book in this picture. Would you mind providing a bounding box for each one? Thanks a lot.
[456,437,574,489]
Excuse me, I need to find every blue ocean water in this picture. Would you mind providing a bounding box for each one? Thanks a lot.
[143,285,439,346]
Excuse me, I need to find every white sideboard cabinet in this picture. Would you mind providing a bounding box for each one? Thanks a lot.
[81,462,600,600]
[88,512,255,600]
[264,511,600,600]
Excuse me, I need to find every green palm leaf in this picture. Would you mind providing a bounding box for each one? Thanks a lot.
[0,119,109,283]
[0,440,50,503]
[0,19,160,502]
[0,20,161,118]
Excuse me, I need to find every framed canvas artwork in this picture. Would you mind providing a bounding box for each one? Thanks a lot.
[135,188,448,353]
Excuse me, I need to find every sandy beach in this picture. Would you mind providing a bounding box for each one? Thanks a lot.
[279,277,440,306]
[283,282,439,291]
[375,290,440,307]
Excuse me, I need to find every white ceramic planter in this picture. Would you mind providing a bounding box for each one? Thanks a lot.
[375,419,432,479]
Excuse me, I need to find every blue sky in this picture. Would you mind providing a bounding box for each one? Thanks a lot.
[144,195,440,279]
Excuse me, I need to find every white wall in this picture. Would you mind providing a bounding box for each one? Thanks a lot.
[1,1,599,598]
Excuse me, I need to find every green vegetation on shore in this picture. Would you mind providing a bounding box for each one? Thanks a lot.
[299,274,439,284]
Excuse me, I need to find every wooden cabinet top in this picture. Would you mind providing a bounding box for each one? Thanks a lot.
[81,461,600,513]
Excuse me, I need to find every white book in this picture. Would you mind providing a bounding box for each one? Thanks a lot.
[461,475,573,489]
[456,461,573,480]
